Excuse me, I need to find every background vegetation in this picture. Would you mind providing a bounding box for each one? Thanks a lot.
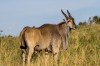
[0,16,100,66]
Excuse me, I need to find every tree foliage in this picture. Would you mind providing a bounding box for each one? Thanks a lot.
[79,15,100,26]
[79,21,87,26]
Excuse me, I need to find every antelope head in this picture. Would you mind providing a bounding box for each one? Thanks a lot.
[61,9,76,29]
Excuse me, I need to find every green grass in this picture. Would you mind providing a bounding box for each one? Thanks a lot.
[0,24,100,66]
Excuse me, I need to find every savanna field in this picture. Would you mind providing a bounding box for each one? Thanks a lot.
[0,24,100,66]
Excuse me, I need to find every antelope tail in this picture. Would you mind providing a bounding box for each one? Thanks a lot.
[19,26,30,49]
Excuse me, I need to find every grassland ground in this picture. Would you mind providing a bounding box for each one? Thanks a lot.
[0,24,100,66]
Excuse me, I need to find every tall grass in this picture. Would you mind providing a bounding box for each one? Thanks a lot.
[0,24,100,66]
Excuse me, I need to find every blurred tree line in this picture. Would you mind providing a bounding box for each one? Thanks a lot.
[79,16,100,26]
[0,30,3,36]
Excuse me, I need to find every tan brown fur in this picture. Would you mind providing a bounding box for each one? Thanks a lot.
[20,25,61,66]
[19,10,76,66]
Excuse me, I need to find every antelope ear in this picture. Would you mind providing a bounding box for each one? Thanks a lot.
[61,9,68,19]
[63,19,65,22]
[67,10,72,17]
[63,19,68,23]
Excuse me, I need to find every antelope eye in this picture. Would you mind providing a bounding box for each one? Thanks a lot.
[67,20,70,22]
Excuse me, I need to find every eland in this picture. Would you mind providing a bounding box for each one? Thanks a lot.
[19,10,76,66]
